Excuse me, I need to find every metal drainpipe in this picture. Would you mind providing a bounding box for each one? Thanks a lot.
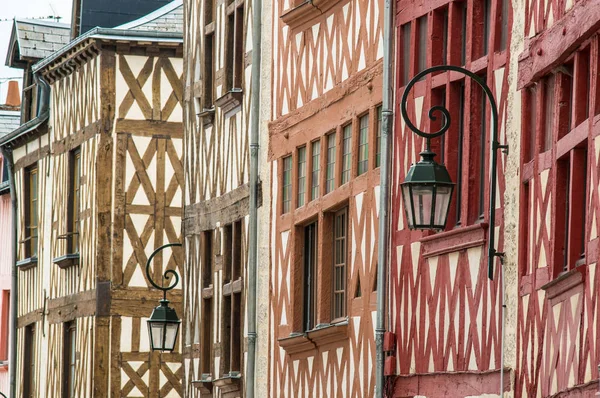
[375,0,395,394]
[0,146,17,398]
[246,0,263,393]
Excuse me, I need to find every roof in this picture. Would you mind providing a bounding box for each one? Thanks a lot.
[32,1,183,74]
[5,19,71,68]
[0,110,21,138]
[115,0,183,33]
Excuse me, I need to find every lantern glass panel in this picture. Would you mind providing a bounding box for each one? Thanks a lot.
[433,185,453,226]
[164,323,179,351]
[149,322,165,350]
[412,184,434,226]
[401,184,414,227]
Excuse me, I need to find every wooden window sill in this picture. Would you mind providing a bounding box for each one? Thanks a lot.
[223,278,243,295]
[541,265,585,300]
[191,374,213,395]
[214,89,243,114]
[212,372,242,395]
[281,0,345,31]
[16,256,38,271]
[53,253,80,269]
[198,107,215,127]
[279,319,349,355]
[420,223,488,259]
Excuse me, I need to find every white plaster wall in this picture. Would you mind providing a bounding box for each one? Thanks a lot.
[501,0,526,395]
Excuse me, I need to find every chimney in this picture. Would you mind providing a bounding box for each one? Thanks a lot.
[5,81,20,107]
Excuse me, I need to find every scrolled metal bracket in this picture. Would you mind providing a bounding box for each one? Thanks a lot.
[400,65,508,280]
[145,243,182,300]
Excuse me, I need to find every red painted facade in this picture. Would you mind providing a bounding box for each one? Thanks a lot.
[393,0,600,397]
[392,0,513,396]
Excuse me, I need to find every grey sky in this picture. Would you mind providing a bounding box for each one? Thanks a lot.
[0,0,72,102]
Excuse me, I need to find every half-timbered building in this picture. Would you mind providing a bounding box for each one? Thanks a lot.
[181,0,271,394]
[0,2,185,396]
[392,0,600,397]
[391,0,516,396]
[515,0,600,396]
[268,0,384,396]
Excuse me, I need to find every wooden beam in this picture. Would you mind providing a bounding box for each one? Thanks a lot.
[115,119,183,138]
[47,289,96,324]
[518,0,600,89]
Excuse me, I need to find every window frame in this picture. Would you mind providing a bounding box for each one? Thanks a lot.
[24,164,39,259]
[67,148,81,254]
[62,321,76,398]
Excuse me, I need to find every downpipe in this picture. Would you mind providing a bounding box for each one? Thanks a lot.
[246,0,263,393]
[375,0,395,394]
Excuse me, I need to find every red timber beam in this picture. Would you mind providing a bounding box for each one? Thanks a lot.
[518,0,600,89]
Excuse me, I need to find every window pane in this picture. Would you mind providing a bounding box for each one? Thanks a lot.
[342,125,352,184]
[417,15,428,74]
[326,134,336,194]
[376,106,382,167]
[358,115,369,175]
[402,23,411,85]
[297,147,306,207]
[543,75,555,152]
[282,156,292,213]
[311,141,320,200]
[333,209,347,319]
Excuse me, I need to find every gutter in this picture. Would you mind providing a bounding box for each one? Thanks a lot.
[246,0,263,393]
[375,0,395,394]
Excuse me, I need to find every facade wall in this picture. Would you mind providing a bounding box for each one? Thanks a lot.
[182,0,271,394]
[515,0,600,397]
[9,46,184,398]
[391,0,516,396]
[269,0,384,396]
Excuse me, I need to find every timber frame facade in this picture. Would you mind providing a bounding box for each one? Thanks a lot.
[268,0,384,396]
[0,3,185,397]
[181,0,272,394]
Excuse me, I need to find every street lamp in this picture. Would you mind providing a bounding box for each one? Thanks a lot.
[400,65,508,397]
[400,65,507,279]
[146,243,182,352]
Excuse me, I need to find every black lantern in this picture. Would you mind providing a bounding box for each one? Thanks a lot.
[401,148,454,230]
[145,243,182,352]
[147,299,181,352]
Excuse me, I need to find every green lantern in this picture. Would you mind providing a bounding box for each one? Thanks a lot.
[401,149,454,230]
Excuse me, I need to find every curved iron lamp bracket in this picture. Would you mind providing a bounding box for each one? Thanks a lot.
[145,243,182,300]
[400,65,508,280]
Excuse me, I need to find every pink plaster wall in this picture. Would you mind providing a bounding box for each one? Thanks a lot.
[0,153,12,394]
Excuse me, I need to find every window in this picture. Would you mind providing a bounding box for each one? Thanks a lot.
[201,231,213,377]
[401,23,412,85]
[342,124,352,184]
[498,0,509,51]
[282,156,292,213]
[23,324,35,398]
[417,15,428,74]
[358,114,369,175]
[543,75,555,152]
[376,106,382,167]
[325,133,336,193]
[62,322,76,398]
[24,164,38,258]
[478,82,487,218]
[1,157,8,184]
[302,222,318,332]
[311,141,320,200]
[482,0,491,56]
[0,290,8,361]
[68,148,81,254]
[526,86,537,162]
[460,2,467,65]
[332,208,348,320]
[297,147,306,207]
[225,2,245,91]
[222,221,243,374]
[203,0,215,107]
